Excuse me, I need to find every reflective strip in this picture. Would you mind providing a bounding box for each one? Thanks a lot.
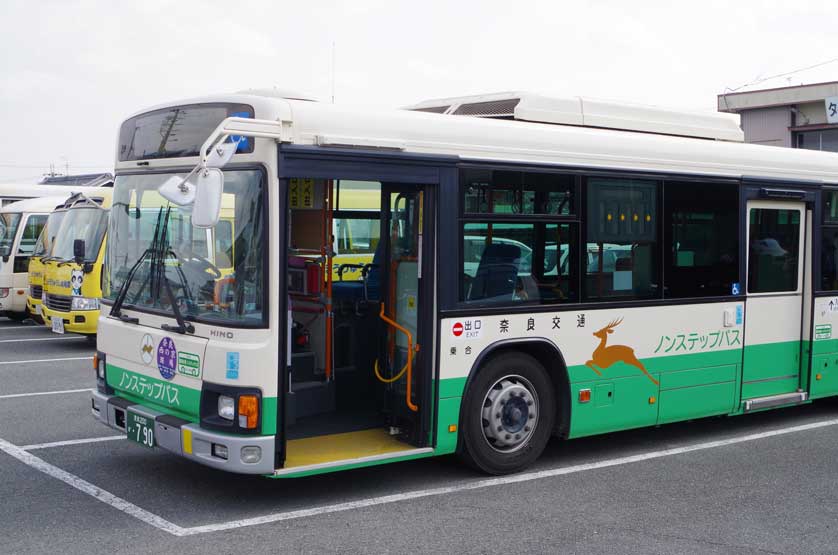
[182,428,193,455]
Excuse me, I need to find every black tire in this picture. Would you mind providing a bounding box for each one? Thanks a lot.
[85,334,97,346]
[6,311,28,322]
[459,351,556,475]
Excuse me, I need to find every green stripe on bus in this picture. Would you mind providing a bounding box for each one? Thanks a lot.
[107,364,279,434]
[106,364,201,422]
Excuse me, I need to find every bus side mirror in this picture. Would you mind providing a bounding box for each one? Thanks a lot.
[0,245,9,263]
[191,168,224,228]
[73,239,85,263]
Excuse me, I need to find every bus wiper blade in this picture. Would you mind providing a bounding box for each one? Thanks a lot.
[111,206,167,318]
[109,248,152,318]
[159,274,194,334]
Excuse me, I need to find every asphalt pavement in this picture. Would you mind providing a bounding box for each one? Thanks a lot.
[2,316,838,554]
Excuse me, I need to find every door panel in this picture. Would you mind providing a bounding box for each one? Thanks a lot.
[742,201,806,400]
[378,186,427,443]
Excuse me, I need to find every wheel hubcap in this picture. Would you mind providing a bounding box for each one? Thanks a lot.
[481,374,538,453]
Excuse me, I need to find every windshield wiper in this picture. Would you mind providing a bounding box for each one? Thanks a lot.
[159,267,194,335]
[110,207,167,319]
[109,247,152,319]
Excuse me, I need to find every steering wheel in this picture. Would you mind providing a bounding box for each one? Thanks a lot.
[186,256,222,279]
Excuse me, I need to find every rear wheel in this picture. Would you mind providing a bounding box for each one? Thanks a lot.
[85,334,97,346]
[459,352,555,475]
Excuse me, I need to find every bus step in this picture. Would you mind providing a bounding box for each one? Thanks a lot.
[743,391,808,412]
[288,380,336,423]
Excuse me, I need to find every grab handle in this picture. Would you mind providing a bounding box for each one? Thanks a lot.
[377,303,419,412]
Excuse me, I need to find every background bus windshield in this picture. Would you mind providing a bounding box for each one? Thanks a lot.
[0,212,21,252]
[32,211,67,257]
[104,169,265,325]
[52,208,108,261]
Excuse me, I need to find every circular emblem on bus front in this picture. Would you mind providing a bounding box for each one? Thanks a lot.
[157,337,177,380]
[140,334,154,365]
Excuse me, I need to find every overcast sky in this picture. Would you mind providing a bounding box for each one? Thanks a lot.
[0,0,835,183]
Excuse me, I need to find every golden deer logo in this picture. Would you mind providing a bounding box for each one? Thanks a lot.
[585,318,659,385]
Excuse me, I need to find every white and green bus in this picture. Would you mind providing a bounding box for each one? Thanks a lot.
[92,91,838,477]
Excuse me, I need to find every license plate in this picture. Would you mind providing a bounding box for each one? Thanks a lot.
[34,304,42,316]
[127,411,155,449]
[51,317,64,334]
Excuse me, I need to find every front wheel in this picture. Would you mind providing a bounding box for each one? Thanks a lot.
[6,311,28,323]
[459,352,556,475]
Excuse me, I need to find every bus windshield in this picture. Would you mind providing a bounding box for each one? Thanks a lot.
[33,210,67,257]
[52,207,108,262]
[104,169,265,325]
[0,212,22,252]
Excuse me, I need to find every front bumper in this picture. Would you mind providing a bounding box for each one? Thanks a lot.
[91,390,275,475]
[0,287,28,313]
[42,306,98,334]
[26,296,44,323]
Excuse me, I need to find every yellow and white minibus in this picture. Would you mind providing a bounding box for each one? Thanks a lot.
[92,91,838,477]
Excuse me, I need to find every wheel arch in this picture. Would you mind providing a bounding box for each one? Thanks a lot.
[459,337,571,443]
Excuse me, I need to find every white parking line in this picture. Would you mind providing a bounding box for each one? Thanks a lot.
[1,417,837,536]
[0,437,185,536]
[21,435,125,451]
[0,336,85,343]
[0,388,91,400]
[0,356,92,366]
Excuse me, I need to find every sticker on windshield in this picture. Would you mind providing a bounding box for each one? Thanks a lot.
[177,352,201,379]
[226,352,240,380]
[157,337,177,380]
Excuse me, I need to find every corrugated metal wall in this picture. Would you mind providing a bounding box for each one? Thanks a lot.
[741,107,791,147]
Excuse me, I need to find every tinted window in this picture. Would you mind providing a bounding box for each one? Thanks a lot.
[462,169,575,215]
[663,182,739,297]
[821,189,838,290]
[584,177,659,300]
[748,208,800,293]
[118,103,254,161]
[461,222,575,304]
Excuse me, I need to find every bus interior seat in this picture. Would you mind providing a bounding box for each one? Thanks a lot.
[468,243,522,301]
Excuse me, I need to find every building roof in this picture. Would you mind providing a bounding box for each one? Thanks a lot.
[718,81,838,113]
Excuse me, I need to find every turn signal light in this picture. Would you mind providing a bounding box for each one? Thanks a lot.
[238,395,259,429]
[579,389,591,403]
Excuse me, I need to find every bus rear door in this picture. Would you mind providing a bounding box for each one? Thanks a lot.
[742,196,810,409]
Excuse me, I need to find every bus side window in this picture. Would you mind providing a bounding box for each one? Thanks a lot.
[14,214,47,273]
[663,181,739,298]
[584,177,660,301]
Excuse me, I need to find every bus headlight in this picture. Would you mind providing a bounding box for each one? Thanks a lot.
[218,395,235,421]
[71,297,100,310]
